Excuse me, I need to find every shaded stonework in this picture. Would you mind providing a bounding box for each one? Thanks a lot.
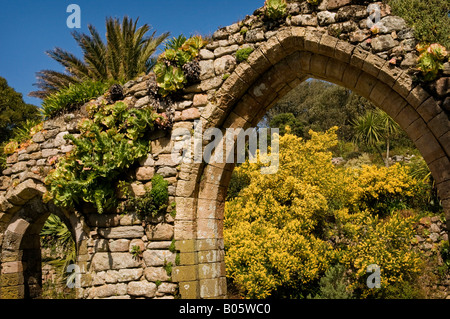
[1,0,449,299]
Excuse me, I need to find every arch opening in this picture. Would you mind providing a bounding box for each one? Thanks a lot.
[0,196,78,299]
[189,36,450,299]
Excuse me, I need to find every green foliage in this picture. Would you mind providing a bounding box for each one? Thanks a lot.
[0,76,41,143]
[40,214,77,277]
[265,80,375,143]
[226,169,251,201]
[269,113,304,137]
[352,109,401,167]
[42,80,110,118]
[306,0,322,5]
[130,245,143,260]
[0,77,41,170]
[235,47,254,63]
[154,64,187,97]
[155,35,207,97]
[312,264,353,299]
[31,16,169,99]
[44,101,164,214]
[264,0,288,20]
[416,43,448,81]
[388,0,450,48]
[126,174,169,219]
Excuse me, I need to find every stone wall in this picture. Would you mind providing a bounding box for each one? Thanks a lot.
[1,0,449,299]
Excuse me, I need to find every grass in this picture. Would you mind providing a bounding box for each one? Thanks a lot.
[42,80,111,118]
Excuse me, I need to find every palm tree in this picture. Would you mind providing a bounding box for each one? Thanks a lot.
[30,16,169,99]
[352,109,400,167]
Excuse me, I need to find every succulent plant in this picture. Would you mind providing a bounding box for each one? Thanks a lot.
[182,59,201,83]
[264,0,287,20]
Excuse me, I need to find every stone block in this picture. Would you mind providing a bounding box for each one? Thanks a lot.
[91,252,141,271]
[214,55,237,75]
[97,226,144,239]
[178,280,199,299]
[145,223,174,241]
[158,282,177,294]
[327,0,352,10]
[127,281,157,298]
[172,265,198,282]
[416,96,443,123]
[143,250,176,267]
[135,167,155,181]
[174,197,196,221]
[144,267,171,282]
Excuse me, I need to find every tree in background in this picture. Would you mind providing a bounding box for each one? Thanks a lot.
[0,76,41,144]
[352,109,401,167]
[0,76,41,170]
[264,80,374,142]
[30,16,169,99]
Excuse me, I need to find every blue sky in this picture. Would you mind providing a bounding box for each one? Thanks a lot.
[0,0,263,107]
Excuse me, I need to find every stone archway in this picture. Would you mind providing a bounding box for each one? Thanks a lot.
[0,181,85,298]
[172,8,449,298]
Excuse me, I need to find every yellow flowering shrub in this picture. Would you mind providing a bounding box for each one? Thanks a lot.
[331,209,423,298]
[224,129,423,299]
[350,164,418,216]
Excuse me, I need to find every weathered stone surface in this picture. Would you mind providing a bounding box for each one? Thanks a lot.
[144,267,171,282]
[98,226,145,239]
[378,16,407,33]
[117,268,143,282]
[327,0,352,10]
[91,253,141,271]
[136,167,155,181]
[109,239,131,252]
[214,45,239,58]
[291,14,318,27]
[145,223,174,241]
[317,11,336,26]
[371,35,397,52]
[127,281,157,298]
[156,166,177,177]
[143,250,176,267]
[245,29,265,43]
[214,55,237,75]
[181,108,201,121]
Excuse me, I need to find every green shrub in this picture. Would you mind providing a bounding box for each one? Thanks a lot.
[126,174,169,219]
[388,0,450,48]
[42,80,110,118]
[235,47,254,63]
[313,264,353,299]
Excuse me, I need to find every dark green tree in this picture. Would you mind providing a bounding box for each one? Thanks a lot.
[0,76,41,144]
[264,80,374,142]
[30,16,169,99]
